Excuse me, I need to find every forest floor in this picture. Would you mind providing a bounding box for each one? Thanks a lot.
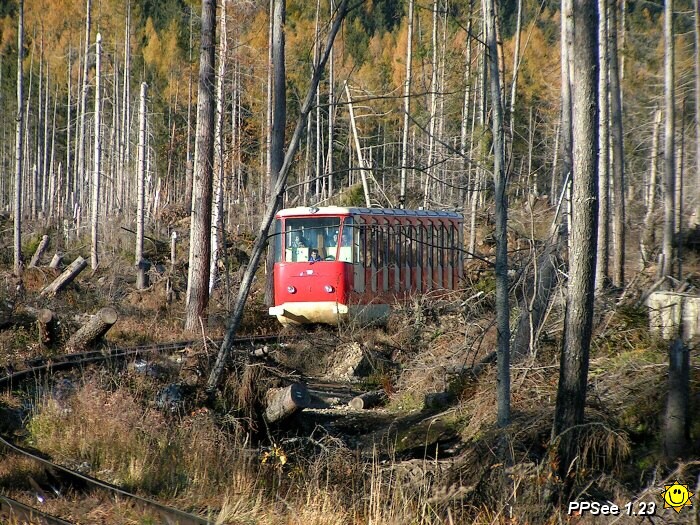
[0,218,699,524]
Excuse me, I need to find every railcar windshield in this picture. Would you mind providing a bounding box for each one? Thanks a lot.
[282,217,343,262]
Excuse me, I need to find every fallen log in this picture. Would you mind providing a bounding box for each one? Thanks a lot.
[28,235,50,268]
[40,256,87,296]
[264,383,310,423]
[348,389,388,410]
[65,307,118,352]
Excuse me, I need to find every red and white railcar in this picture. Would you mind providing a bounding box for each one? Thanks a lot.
[269,206,464,325]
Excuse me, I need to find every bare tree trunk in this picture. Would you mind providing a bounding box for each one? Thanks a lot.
[345,83,372,207]
[90,33,102,270]
[399,0,414,208]
[641,109,662,266]
[211,1,227,294]
[207,0,349,392]
[596,0,609,291]
[694,0,700,228]
[559,0,574,244]
[509,0,523,144]
[609,0,625,287]
[662,0,675,279]
[484,0,510,428]
[423,0,439,207]
[136,82,148,290]
[264,0,287,307]
[118,5,130,214]
[185,0,217,332]
[76,0,92,211]
[664,338,689,461]
[552,0,599,482]
[327,2,335,197]
[184,7,194,213]
[13,0,24,276]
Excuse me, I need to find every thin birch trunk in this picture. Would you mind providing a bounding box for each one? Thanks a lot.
[609,0,626,287]
[345,83,371,207]
[211,1,227,294]
[184,6,194,212]
[662,0,675,279]
[76,0,92,212]
[136,83,148,289]
[509,0,523,144]
[596,0,609,291]
[90,33,102,270]
[399,0,414,208]
[264,0,287,306]
[327,1,335,197]
[640,110,662,266]
[14,0,24,275]
[423,0,439,207]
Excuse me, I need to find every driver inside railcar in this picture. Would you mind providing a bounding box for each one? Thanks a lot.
[283,216,342,262]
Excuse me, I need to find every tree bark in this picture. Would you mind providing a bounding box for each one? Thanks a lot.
[65,306,118,352]
[609,0,625,287]
[640,109,662,265]
[484,0,510,428]
[399,0,414,208]
[75,0,92,211]
[264,0,287,307]
[14,0,24,276]
[136,82,148,289]
[90,33,102,270]
[694,0,700,228]
[595,0,609,291]
[663,338,689,461]
[28,235,49,268]
[40,256,88,296]
[661,0,675,279]
[264,383,310,423]
[185,0,217,332]
[552,0,599,482]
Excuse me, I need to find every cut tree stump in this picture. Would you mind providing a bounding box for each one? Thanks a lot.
[28,235,50,267]
[40,256,87,296]
[36,308,58,347]
[49,252,63,269]
[264,383,310,423]
[65,306,118,352]
[348,389,388,410]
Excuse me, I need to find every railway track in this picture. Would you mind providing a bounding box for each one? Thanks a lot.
[0,333,283,525]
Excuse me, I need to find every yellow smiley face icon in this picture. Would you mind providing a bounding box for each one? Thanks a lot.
[661,481,694,513]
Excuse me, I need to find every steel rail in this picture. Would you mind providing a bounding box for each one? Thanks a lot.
[0,333,284,525]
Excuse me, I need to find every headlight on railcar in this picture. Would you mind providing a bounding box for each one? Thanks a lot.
[324,285,334,293]
[287,285,297,294]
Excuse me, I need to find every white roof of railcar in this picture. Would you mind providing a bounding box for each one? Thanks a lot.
[276,206,463,221]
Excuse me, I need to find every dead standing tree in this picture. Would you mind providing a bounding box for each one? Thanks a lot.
[14,0,24,276]
[207,0,351,393]
[551,0,599,486]
[185,0,217,332]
